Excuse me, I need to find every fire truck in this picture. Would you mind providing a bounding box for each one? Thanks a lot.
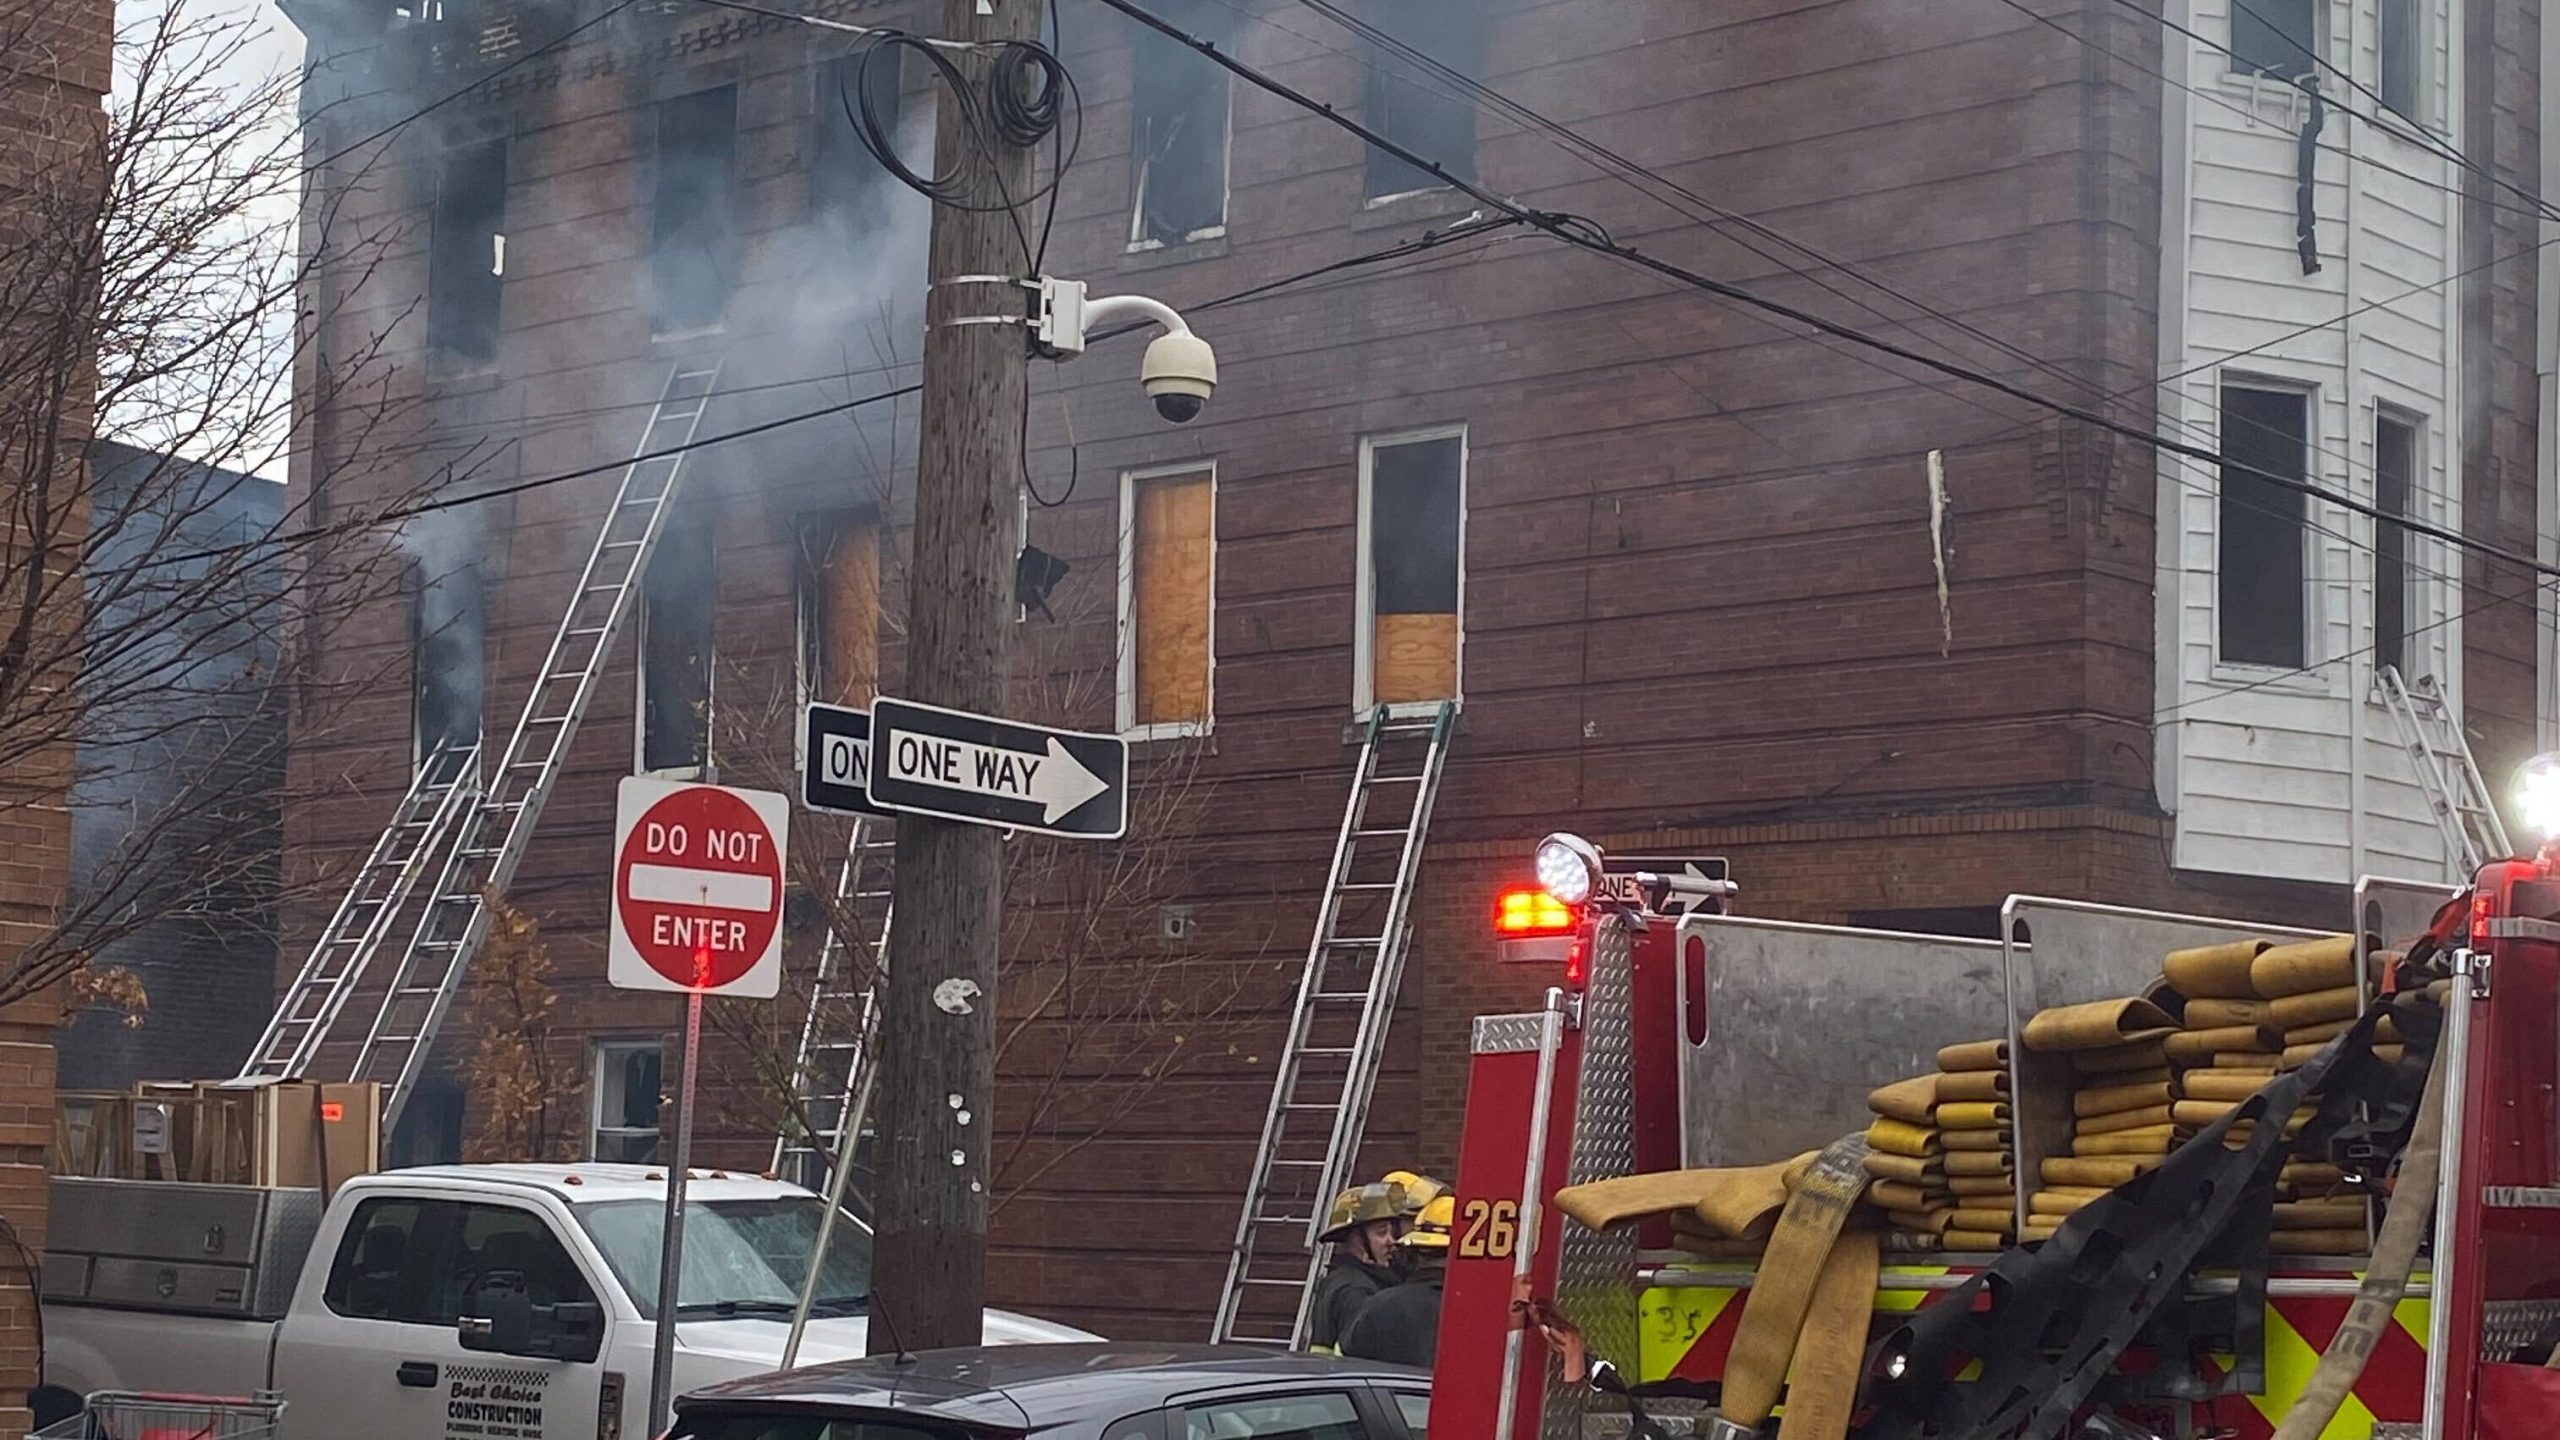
[1427,833,2560,1440]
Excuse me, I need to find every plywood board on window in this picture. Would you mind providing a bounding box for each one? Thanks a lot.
[1373,611,1457,704]
[1135,474,1212,726]
[819,518,879,707]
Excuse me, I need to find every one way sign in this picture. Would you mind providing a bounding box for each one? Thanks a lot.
[865,696,1128,839]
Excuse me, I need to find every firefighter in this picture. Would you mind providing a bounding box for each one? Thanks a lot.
[1341,1192,1453,1367]
[1308,1181,1406,1354]
[1380,1171,1449,1278]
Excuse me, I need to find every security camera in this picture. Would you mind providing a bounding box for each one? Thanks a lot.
[1141,330,1217,424]
[1035,279,1218,426]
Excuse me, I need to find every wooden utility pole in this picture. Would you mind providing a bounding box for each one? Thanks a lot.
[870,0,1042,1351]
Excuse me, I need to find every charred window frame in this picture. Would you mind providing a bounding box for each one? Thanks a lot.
[638,510,716,776]
[2378,0,2422,119]
[1125,7,1232,249]
[2229,0,2318,79]
[812,51,904,236]
[590,1039,662,1163]
[2216,381,2312,670]
[649,85,742,336]
[410,561,485,775]
[427,139,507,368]
[2373,409,2421,679]
[1362,4,1484,201]
[1356,427,1465,713]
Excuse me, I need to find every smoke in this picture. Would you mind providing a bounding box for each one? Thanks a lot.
[403,505,485,763]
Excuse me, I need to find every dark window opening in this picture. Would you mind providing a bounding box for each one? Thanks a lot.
[651,86,741,334]
[427,140,507,366]
[1363,5,1484,199]
[813,52,903,236]
[641,512,715,772]
[411,561,485,774]
[2230,0,2317,78]
[2218,384,2310,669]
[795,510,880,710]
[1367,433,1462,705]
[1127,9,1232,246]
[2374,412,2418,678]
[592,1041,662,1164]
[2379,0,2420,117]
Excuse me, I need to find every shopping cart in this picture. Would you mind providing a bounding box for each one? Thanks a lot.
[33,1390,286,1440]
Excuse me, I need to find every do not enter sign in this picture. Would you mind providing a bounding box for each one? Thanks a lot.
[608,777,789,997]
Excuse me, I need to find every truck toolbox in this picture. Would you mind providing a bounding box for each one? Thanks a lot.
[43,1178,322,1319]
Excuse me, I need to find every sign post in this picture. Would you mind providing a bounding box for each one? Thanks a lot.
[610,777,788,1436]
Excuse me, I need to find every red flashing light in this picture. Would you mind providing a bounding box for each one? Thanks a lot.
[1496,888,1577,937]
[2472,890,2495,947]
[1565,938,1588,988]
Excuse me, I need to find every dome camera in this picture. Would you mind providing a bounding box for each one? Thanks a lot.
[1140,329,1217,425]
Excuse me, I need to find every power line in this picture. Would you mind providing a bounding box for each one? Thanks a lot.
[1089,0,2560,587]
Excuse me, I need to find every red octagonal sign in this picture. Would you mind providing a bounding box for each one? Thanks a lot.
[608,777,789,997]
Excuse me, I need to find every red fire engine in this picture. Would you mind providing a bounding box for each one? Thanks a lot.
[1430,834,2560,1439]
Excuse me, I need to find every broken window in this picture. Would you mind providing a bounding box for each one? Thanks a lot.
[1363,2,1483,200]
[640,511,715,774]
[1126,10,1231,247]
[2230,0,2316,79]
[1120,466,1214,732]
[427,140,506,366]
[1361,430,1463,707]
[813,51,903,234]
[2379,0,2421,117]
[795,510,880,710]
[2374,410,2419,678]
[410,561,484,774]
[650,85,741,335]
[2217,383,2310,669]
[590,1039,662,1163]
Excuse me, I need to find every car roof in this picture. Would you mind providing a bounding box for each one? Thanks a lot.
[679,1343,1425,1429]
[353,1164,811,1205]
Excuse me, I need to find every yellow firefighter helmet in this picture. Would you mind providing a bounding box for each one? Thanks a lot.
[1382,1171,1451,1217]
[1401,1193,1456,1249]
[1319,1182,1406,1242]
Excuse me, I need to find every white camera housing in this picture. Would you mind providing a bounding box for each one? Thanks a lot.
[1035,278,1217,426]
[1140,331,1217,424]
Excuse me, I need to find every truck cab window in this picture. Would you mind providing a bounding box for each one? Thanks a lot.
[453,1203,594,1317]
[324,1197,447,1323]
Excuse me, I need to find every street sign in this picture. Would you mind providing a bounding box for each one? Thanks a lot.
[865,696,1128,839]
[1598,855,1733,916]
[609,777,789,996]
[801,702,895,818]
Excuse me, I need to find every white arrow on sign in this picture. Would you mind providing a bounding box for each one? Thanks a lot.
[883,730,1111,824]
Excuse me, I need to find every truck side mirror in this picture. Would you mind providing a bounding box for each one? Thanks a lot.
[540,1300,605,1364]
[459,1281,535,1356]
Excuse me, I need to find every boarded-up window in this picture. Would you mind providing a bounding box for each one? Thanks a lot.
[641,512,715,773]
[2374,411,2419,677]
[428,140,506,366]
[1363,4,1483,199]
[1126,8,1231,247]
[2230,0,2316,77]
[411,561,484,770]
[1363,432,1463,706]
[797,511,881,709]
[2218,384,2309,669]
[650,86,740,334]
[1122,469,1213,731]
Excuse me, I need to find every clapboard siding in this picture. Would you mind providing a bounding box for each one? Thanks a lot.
[2157,0,2472,885]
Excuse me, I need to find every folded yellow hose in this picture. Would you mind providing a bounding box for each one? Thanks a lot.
[2250,935,2356,998]
[1866,1117,1940,1158]
[1940,1129,2010,1152]
[2163,938,2271,998]
[1863,1152,1941,1186]
[1718,1141,1874,1428]
[1948,1206,2017,1233]
[1937,1070,2008,1103]
[1947,1175,2015,1198]
[1867,1074,1938,1126]
[1866,1179,1938,1212]
[2042,1155,2158,1187]
[1944,1150,2012,1177]
[1937,1038,2008,1073]
[2183,997,2273,1028]
[2180,1071,2272,1102]
[2077,1104,2175,1135]
[2074,1080,2172,1117]
[2074,1128,2175,1157]
[2213,1053,2283,1072]
[2023,997,2177,1052]
[2268,985,2361,1031]
[2072,1039,2171,1075]
[2270,1230,2373,1255]
[2166,1025,2280,1062]
[1773,1230,1879,1440]
[2030,1187,2108,1216]
[1943,1228,2009,1250]
[1885,1207,1952,1234]
[1936,1101,2009,1131]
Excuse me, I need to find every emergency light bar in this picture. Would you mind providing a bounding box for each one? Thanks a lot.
[1494,886,1578,965]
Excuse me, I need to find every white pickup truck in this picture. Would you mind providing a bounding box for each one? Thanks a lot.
[39,1164,1093,1440]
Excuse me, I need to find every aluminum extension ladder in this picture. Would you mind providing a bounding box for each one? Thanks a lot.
[2377,663,2512,881]
[242,359,726,1134]
[1211,700,1457,1346]
[771,816,895,1191]
[239,744,482,1080]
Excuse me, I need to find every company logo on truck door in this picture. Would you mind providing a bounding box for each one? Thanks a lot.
[445,1365,549,1440]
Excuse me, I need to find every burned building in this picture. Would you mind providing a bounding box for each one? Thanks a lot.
[278,0,2551,1337]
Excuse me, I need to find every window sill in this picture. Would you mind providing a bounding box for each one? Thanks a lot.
[2197,662,2337,699]
[426,359,504,391]
[1119,231,1230,273]
[1352,188,1480,232]
[1122,720,1211,743]
[650,323,727,346]
[1342,699,1461,743]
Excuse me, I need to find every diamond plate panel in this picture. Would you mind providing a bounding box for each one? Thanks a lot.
[1474,1012,1550,1055]
[1544,918,1639,1440]
[2483,1298,2560,1359]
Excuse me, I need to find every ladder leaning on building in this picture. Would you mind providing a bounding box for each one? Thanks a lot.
[2376,664,2513,882]
[239,360,727,1139]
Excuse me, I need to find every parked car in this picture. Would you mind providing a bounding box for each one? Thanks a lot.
[673,1343,1431,1440]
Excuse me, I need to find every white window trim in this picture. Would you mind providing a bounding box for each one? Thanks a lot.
[635,579,712,781]
[2217,0,2326,85]
[2208,375,2325,685]
[1124,74,1234,253]
[2364,402,2431,703]
[1354,425,1467,717]
[1117,460,1217,740]
[589,1037,662,1161]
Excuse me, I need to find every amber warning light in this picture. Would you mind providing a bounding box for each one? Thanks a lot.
[1494,887,1578,964]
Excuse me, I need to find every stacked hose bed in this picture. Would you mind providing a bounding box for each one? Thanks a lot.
[1862,1038,2012,1251]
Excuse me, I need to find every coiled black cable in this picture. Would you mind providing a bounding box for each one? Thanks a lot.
[834,28,1081,270]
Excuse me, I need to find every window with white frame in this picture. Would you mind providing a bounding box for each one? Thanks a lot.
[2217,381,2312,669]
[2229,0,2317,78]
[1356,428,1465,711]
[1126,6,1232,249]
[2373,409,2421,678]
[1118,464,1215,736]
[2379,0,2422,119]
[638,508,715,776]
[591,1039,662,1163]
[1363,8,1484,201]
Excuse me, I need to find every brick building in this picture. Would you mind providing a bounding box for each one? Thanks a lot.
[279,0,2548,1338]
